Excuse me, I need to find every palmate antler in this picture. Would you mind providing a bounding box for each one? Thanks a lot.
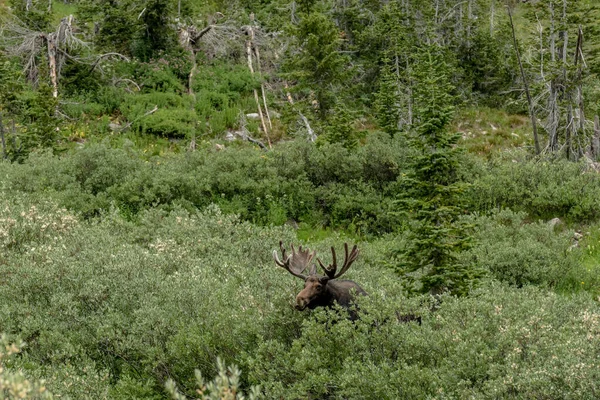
[317,243,359,280]
[273,241,316,279]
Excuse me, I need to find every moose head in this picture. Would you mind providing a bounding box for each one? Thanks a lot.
[273,241,367,315]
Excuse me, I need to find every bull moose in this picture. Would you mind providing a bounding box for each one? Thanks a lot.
[273,241,367,319]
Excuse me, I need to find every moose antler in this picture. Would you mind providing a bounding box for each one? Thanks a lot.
[273,241,316,279]
[317,243,359,279]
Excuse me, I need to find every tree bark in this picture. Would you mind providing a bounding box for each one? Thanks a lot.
[245,26,271,148]
[593,115,600,159]
[508,5,541,155]
[0,113,6,160]
[47,33,58,98]
[490,0,495,37]
[253,43,272,130]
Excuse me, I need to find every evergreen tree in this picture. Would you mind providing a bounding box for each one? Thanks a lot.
[374,56,401,137]
[394,47,480,296]
[321,102,359,149]
[79,0,177,60]
[8,0,51,31]
[282,11,350,120]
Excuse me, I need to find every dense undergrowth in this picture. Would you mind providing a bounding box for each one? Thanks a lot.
[2,141,600,398]
[2,0,600,398]
[0,188,598,398]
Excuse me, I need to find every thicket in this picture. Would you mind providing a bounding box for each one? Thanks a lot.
[2,0,600,398]
[0,191,597,399]
[0,136,412,235]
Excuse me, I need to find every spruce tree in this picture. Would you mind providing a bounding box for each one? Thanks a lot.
[374,56,401,137]
[282,11,349,120]
[394,47,480,296]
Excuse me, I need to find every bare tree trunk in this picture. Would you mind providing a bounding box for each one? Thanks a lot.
[467,0,473,47]
[490,0,495,37]
[537,17,544,79]
[508,5,541,155]
[593,115,600,159]
[253,44,272,130]
[0,113,6,160]
[549,82,559,150]
[245,26,271,148]
[47,34,58,98]
[550,1,556,62]
[574,26,585,134]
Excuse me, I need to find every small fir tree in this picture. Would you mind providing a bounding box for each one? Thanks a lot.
[374,56,401,137]
[394,47,481,296]
[282,11,350,120]
[321,102,360,149]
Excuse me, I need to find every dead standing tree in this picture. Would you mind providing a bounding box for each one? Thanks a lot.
[178,14,274,148]
[0,14,86,98]
[525,0,593,160]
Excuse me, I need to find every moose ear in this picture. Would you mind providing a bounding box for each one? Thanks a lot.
[319,276,329,284]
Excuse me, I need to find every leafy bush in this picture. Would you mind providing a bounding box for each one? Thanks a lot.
[247,284,600,399]
[468,155,600,222]
[0,139,411,234]
[461,210,578,287]
[0,335,53,399]
[1,192,600,398]
[166,358,260,400]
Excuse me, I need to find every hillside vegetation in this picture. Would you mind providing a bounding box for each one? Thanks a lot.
[2,0,600,399]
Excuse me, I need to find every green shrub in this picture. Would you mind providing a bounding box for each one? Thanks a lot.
[1,139,411,233]
[461,210,578,287]
[247,284,600,399]
[468,155,600,222]
[2,191,600,398]
[136,108,197,138]
[0,335,53,399]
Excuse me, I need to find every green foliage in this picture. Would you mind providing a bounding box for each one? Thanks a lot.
[166,358,260,400]
[0,138,410,234]
[283,11,350,119]
[461,210,578,288]
[248,284,600,398]
[3,188,600,398]
[468,155,600,222]
[319,102,361,149]
[0,335,53,399]
[459,25,518,103]
[0,57,26,117]
[374,57,401,137]
[8,0,51,31]
[18,83,60,154]
[79,0,177,60]
[394,46,479,296]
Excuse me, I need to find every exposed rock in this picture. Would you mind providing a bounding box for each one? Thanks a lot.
[548,217,563,231]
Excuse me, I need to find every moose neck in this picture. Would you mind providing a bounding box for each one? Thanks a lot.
[306,280,357,309]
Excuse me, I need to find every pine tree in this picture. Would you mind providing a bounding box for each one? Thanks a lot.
[322,102,359,149]
[282,11,350,120]
[374,56,401,137]
[394,47,481,296]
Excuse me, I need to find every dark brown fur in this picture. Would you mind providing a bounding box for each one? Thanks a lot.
[296,277,367,312]
[273,242,367,320]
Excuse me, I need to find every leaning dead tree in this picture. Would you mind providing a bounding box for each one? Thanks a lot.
[0,14,86,98]
[507,3,541,155]
[178,13,276,148]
